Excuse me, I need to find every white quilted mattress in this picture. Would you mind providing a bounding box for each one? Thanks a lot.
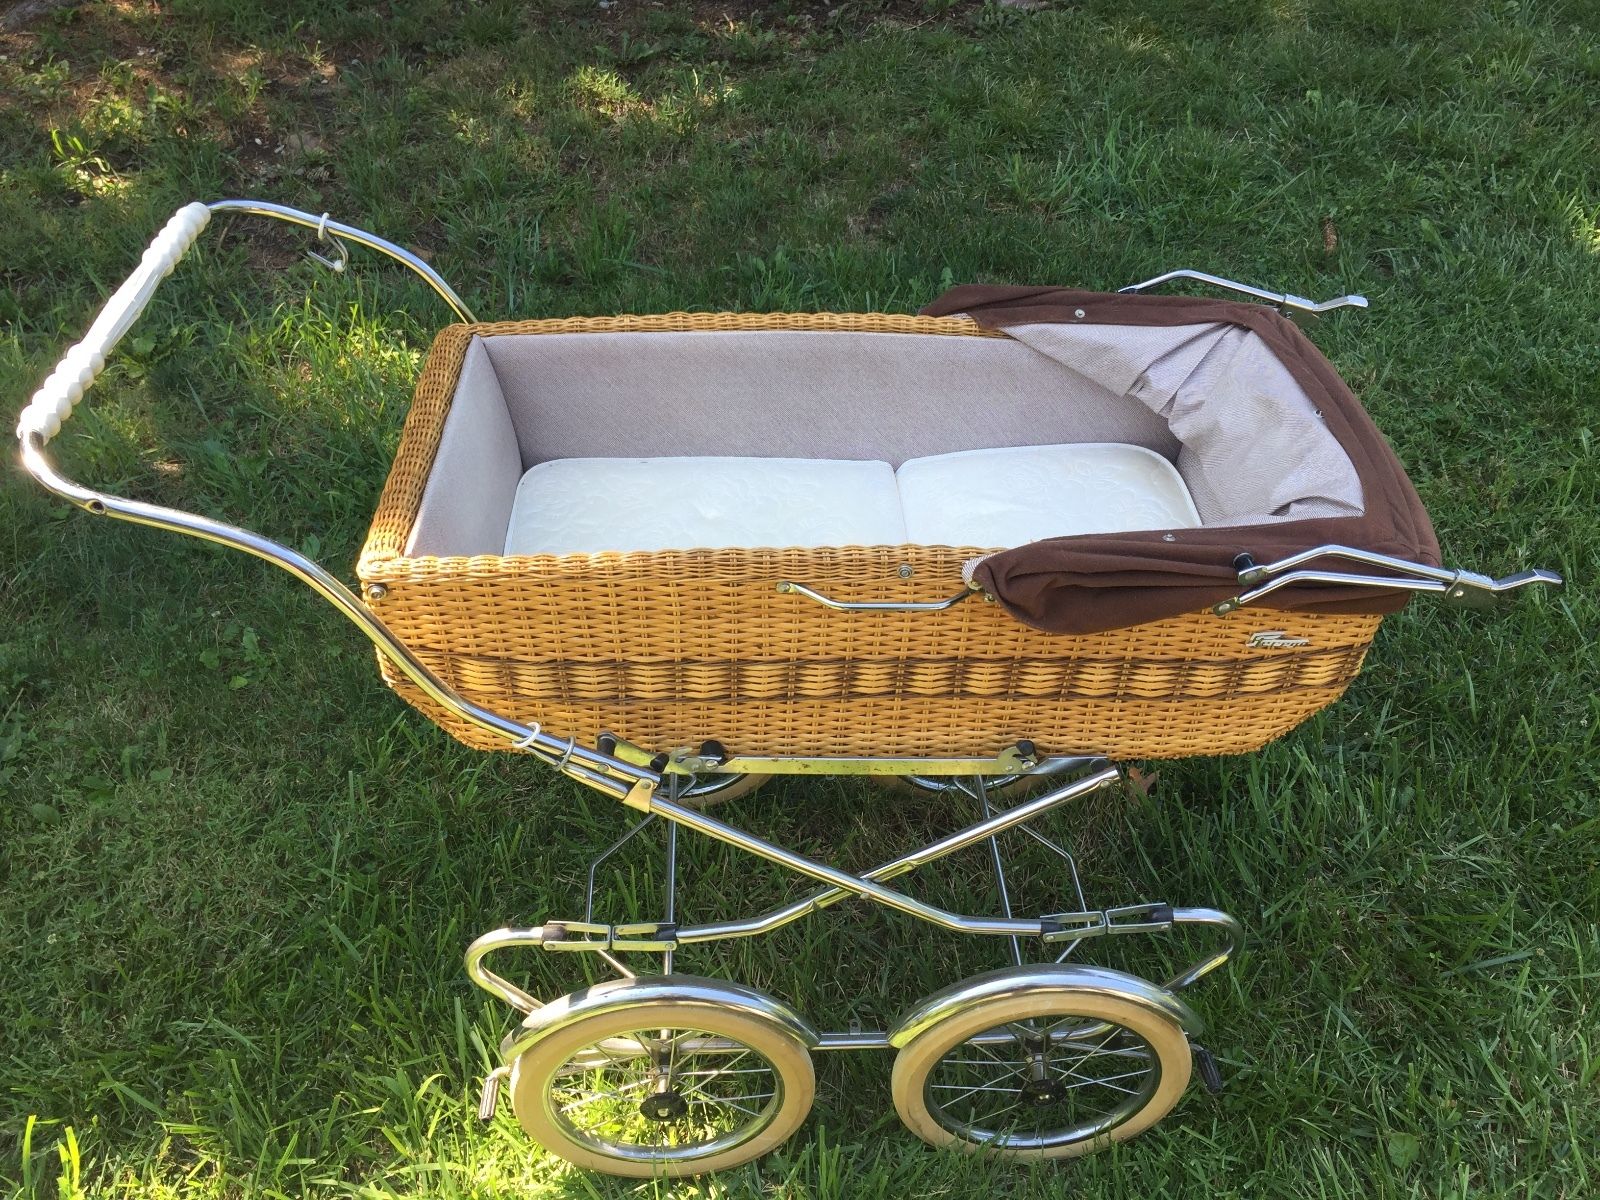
[895,443,1202,548]
[503,444,1201,556]
[503,456,907,555]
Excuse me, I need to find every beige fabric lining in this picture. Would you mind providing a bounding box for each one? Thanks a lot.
[406,338,522,557]
[1004,322,1362,524]
[481,330,1181,465]
[408,325,1365,558]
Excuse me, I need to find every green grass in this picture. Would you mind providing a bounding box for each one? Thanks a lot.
[2,0,1597,1195]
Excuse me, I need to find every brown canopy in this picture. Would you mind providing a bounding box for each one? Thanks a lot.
[920,284,1440,634]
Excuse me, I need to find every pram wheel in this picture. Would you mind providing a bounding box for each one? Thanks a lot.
[890,974,1191,1159]
[508,989,815,1177]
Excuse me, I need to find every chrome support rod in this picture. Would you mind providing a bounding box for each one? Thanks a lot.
[21,438,659,804]
[976,779,1024,969]
[585,815,657,924]
[1239,543,1457,585]
[662,817,679,975]
[668,764,1121,943]
[1215,544,1563,614]
[1222,567,1561,613]
[1018,823,1090,962]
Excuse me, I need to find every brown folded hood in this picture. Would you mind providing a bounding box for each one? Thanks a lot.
[920,284,1440,634]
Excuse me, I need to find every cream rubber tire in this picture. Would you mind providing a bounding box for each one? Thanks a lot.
[891,985,1191,1159]
[509,1000,815,1177]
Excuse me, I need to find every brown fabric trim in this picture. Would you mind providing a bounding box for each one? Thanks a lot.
[921,286,1439,634]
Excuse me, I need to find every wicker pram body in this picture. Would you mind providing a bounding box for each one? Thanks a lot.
[357,311,1397,761]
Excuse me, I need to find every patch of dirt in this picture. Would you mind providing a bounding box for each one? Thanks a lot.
[2,0,85,35]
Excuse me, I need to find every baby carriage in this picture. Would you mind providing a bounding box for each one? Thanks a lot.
[17,201,1563,1177]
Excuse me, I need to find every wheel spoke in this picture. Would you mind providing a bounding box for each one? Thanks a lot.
[980,1099,1023,1126]
[694,1107,761,1126]
[1052,1066,1151,1093]
[930,1081,1026,1094]
[1053,1027,1123,1081]
[536,1019,797,1165]
[966,1041,1028,1082]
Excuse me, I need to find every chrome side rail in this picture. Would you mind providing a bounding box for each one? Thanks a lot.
[1119,268,1368,315]
[1213,545,1563,615]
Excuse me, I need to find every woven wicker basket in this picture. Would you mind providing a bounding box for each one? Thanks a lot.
[357,313,1381,761]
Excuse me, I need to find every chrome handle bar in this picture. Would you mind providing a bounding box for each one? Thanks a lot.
[1119,268,1368,316]
[775,579,983,612]
[15,199,658,808]
[208,199,478,322]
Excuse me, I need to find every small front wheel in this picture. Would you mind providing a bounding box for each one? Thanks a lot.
[509,996,815,1176]
[891,983,1191,1159]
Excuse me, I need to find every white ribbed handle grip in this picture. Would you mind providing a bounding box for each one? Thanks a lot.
[17,201,212,443]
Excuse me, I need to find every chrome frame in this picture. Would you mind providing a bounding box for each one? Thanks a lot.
[17,199,662,809]
[468,759,1246,1098]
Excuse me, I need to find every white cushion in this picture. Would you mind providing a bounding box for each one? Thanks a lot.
[504,456,906,555]
[895,443,1201,549]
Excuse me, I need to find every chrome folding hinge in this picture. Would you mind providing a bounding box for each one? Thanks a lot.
[1039,902,1175,943]
[538,920,678,953]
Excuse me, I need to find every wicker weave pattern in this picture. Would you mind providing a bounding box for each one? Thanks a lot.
[381,682,1370,759]
[359,313,1383,761]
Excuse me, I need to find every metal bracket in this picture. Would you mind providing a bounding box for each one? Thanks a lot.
[1213,545,1564,615]
[598,733,1063,778]
[1118,269,1368,316]
[304,211,349,274]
